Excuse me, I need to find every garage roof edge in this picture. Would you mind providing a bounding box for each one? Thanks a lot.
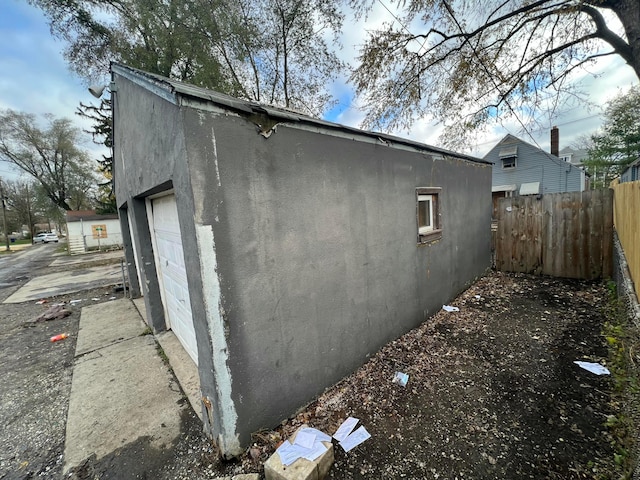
[111,63,490,166]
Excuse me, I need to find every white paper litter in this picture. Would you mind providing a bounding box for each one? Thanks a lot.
[392,371,409,387]
[276,428,330,465]
[574,361,610,375]
[333,417,359,442]
[442,305,459,312]
[339,426,371,452]
[293,429,316,449]
[301,442,328,461]
[276,442,304,466]
[300,427,331,443]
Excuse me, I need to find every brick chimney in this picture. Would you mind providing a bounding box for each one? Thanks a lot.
[550,126,559,157]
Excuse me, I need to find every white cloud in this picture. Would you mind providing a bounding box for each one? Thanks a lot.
[0,1,108,181]
[2,0,637,178]
[326,3,639,160]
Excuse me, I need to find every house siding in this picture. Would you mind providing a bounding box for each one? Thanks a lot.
[112,65,492,454]
[620,159,640,183]
[488,136,584,194]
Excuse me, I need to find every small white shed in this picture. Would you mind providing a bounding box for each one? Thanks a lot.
[66,210,123,254]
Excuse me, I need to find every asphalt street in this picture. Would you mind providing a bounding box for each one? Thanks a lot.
[0,243,59,300]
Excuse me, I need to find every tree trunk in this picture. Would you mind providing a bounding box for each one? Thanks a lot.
[611,0,640,79]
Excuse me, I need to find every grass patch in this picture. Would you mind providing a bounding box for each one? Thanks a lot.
[156,343,170,366]
[601,281,639,479]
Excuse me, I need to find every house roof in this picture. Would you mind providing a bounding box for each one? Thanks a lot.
[111,63,491,166]
[623,157,640,170]
[66,210,119,222]
[485,134,570,169]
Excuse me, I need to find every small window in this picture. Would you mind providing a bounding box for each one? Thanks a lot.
[501,156,516,169]
[416,187,442,243]
[499,145,518,169]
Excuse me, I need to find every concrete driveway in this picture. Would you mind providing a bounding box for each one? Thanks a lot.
[2,250,126,304]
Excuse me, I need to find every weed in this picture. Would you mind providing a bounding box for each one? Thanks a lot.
[156,344,170,366]
[601,280,639,479]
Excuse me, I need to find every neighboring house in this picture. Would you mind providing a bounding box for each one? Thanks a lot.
[111,63,492,457]
[558,146,588,167]
[620,157,640,183]
[66,210,123,254]
[486,134,588,218]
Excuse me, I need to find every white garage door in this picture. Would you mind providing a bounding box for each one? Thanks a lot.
[150,194,198,365]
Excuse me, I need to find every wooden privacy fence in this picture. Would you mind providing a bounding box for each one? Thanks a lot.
[495,190,613,279]
[611,180,640,300]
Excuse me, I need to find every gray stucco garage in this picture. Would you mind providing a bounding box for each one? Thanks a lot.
[111,63,492,457]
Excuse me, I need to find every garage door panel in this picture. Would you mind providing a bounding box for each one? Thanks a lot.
[151,195,198,365]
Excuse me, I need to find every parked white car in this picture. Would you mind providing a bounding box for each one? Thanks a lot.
[33,233,59,244]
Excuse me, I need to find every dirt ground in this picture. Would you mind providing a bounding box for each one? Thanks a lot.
[0,268,630,479]
[243,272,623,479]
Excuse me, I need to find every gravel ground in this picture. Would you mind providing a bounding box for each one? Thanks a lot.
[0,267,629,479]
[0,286,123,480]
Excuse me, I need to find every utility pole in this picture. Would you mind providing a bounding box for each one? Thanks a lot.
[0,178,9,251]
[26,183,33,243]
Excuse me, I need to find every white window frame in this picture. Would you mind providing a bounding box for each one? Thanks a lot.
[418,194,435,234]
[416,187,442,244]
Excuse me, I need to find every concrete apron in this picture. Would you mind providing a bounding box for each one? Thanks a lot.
[3,263,124,303]
[63,299,188,473]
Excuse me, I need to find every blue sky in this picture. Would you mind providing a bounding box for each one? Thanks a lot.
[0,0,638,182]
[0,1,104,180]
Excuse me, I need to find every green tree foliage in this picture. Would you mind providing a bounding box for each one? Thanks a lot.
[0,110,97,211]
[350,0,640,148]
[29,0,344,116]
[30,0,344,206]
[77,99,116,213]
[584,85,640,188]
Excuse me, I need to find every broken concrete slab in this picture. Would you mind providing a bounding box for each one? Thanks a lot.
[64,333,187,472]
[3,264,122,303]
[264,426,334,480]
[157,330,202,421]
[75,299,147,356]
[49,250,124,267]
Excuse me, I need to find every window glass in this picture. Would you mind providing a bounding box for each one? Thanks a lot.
[416,188,441,243]
[502,156,516,169]
[418,195,433,233]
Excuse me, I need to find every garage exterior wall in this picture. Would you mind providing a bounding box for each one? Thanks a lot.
[112,65,492,456]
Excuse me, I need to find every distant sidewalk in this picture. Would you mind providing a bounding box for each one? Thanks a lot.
[3,250,126,304]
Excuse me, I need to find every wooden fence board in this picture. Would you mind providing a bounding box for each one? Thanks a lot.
[602,189,614,279]
[611,180,640,299]
[496,189,613,280]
